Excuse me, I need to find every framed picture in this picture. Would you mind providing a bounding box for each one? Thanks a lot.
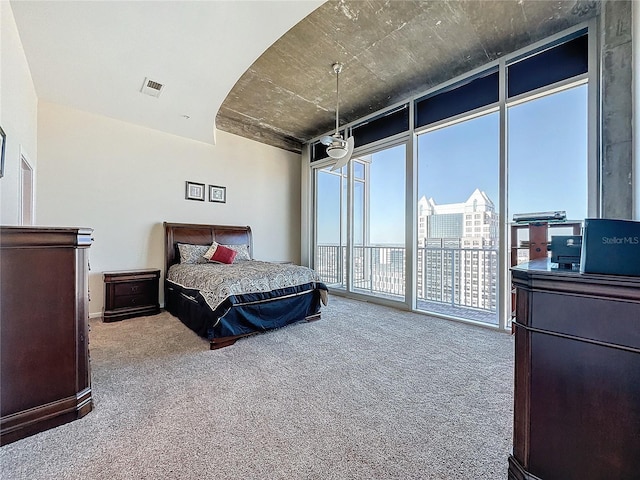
[185,181,205,201]
[209,185,226,203]
[0,126,6,178]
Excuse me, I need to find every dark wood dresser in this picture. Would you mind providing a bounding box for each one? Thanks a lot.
[509,259,640,480]
[0,226,93,445]
[103,269,160,322]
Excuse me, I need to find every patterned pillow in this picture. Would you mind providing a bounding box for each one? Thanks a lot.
[223,244,251,261]
[177,243,209,264]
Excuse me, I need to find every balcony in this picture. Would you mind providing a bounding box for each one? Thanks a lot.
[315,244,499,325]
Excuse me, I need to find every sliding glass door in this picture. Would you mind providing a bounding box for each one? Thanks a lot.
[314,144,406,302]
[314,166,347,289]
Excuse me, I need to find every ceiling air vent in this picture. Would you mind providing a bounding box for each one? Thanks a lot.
[141,77,164,98]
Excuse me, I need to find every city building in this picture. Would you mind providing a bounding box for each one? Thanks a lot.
[417,189,499,312]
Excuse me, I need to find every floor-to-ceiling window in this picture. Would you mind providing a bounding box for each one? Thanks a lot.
[309,25,594,330]
[416,112,500,325]
[504,34,590,323]
[314,165,347,289]
[352,145,406,301]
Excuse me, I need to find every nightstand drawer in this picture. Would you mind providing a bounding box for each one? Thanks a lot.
[112,292,155,309]
[113,281,155,297]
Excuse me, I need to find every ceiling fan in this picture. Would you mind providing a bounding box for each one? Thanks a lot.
[320,62,354,171]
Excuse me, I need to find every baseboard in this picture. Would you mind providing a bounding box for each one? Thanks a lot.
[508,456,543,480]
[1,389,92,446]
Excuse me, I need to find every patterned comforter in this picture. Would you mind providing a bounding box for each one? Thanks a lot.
[167,260,327,312]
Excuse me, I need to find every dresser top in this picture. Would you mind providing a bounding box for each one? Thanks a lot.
[0,226,93,248]
[103,268,161,276]
[512,258,640,302]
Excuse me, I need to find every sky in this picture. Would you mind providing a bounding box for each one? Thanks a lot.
[317,84,588,245]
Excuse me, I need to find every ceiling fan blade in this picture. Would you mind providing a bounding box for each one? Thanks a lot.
[319,135,334,146]
[345,136,354,157]
[330,136,354,171]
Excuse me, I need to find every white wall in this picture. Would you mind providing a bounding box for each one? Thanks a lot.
[37,102,302,317]
[0,2,38,225]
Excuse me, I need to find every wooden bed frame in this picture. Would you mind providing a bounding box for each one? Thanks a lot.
[164,222,254,271]
[163,222,321,349]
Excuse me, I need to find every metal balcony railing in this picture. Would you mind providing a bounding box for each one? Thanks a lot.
[315,244,499,324]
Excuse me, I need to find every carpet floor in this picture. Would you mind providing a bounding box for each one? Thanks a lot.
[0,295,514,479]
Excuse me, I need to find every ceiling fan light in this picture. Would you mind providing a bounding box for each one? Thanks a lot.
[327,144,348,159]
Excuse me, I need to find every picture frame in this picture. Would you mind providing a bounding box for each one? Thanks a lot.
[185,181,205,201]
[209,185,226,203]
[0,126,6,178]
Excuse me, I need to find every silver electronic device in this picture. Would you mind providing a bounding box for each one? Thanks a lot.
[512,211,567,223]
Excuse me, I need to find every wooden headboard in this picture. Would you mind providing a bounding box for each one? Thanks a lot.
[163,222,253,272]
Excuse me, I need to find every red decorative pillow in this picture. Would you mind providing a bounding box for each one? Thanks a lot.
[206,243,237,264]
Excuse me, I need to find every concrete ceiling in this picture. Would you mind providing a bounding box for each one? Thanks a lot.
[10,1,599,154]
[217,0,600,152]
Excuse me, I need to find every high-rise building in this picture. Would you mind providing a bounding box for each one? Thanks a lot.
[417,189,499,311]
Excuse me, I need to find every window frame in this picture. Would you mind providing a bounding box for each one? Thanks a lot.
[306,20,598,330]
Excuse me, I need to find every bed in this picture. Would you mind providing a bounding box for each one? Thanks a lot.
[163,222,328,349]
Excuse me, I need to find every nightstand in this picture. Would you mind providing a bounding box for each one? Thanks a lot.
[103,269,160,322]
